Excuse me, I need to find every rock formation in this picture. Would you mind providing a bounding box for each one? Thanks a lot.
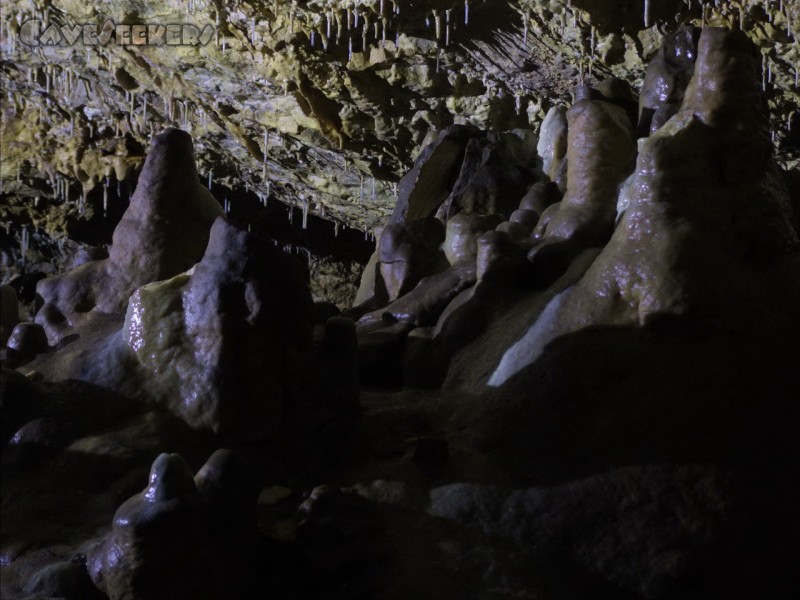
[35,129,222,343]
[2,8,800,600]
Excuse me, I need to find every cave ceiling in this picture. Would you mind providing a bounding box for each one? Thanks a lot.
[1,0,798,234]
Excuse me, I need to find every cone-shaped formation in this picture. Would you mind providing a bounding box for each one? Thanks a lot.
[89,450,259,600]
[123,217,314,439]
[88,453,213,600]
[35,129,222,343]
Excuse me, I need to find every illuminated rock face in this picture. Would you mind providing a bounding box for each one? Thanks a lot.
[35,129,222,343]
[349,27,800,392]
[123,217,314,439]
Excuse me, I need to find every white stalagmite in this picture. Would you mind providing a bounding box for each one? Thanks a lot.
[644,0,651,28]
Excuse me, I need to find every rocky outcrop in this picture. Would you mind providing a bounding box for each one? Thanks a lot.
[123,217,314,439]
[35,129,222,343]
[537,99,637,246]
[89,451,257,600]
[348,26,799,396]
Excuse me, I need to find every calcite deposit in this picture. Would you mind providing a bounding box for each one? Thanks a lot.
[2,2,800,599]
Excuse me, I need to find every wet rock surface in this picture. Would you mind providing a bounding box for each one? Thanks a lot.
[1,18,800,600]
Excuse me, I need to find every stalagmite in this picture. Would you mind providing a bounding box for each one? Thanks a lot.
[644,0,651,28]
[434,10,442,41]
[20,225,29,265]
[446,9,452,46]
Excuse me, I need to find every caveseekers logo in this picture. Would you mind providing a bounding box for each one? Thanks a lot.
[18,19,215,46]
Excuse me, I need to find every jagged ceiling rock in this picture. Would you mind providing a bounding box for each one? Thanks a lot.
[1,0,797,251]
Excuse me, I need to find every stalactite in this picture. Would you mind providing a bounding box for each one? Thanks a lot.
[208,170,213,190]
[465,0,470,25]
[523,9,529,47]
[644,0,651,28]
